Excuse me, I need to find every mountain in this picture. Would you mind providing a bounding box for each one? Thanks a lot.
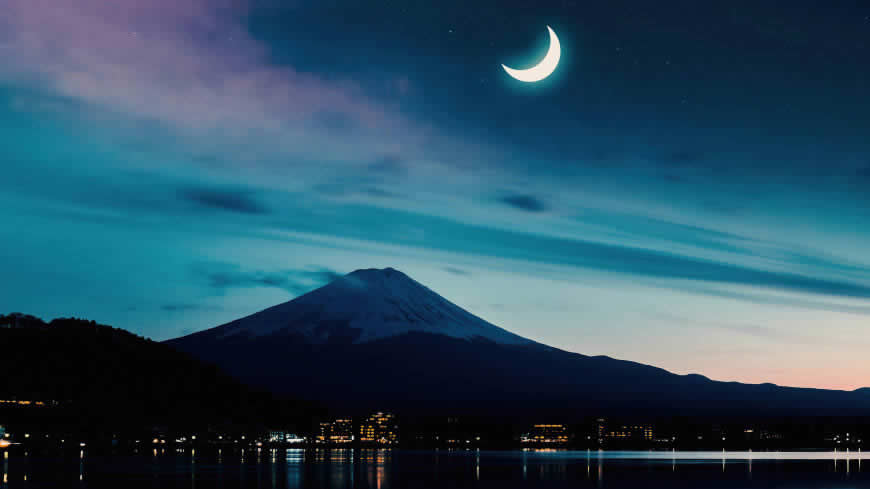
[0,314,314,431]
[167,268,870,419]
[176,267,531,345]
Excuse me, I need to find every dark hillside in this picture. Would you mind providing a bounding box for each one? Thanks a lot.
[0,314,315,432]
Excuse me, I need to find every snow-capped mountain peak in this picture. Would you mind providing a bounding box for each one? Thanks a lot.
[198,267,533,345]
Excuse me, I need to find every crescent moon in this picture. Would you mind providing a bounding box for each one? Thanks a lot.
[502,26,561,83]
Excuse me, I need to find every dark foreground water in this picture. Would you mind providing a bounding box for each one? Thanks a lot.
[3,448,870,488]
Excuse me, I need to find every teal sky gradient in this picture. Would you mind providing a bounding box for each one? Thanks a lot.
[2,0,870,389]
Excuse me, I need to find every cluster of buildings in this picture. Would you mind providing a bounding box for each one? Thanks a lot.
[597,419,655,443]
[317,418,354,444]
[3,411,864,450]
[520,425,570,445]
[267,431,306,444]
[0,400,52,407]
[0,426,10,448]
[519,419,656,446]
[358,412,399,445]
[825,432,863,446]
[317,412,399,446]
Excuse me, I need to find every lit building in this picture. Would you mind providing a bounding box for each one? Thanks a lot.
[317,419,354,444]
[359,412,398,445]
[285,434,306,444]
[0,400,50,407]
[269,431,305,444]
[317,423,328,443]
[521,424,569,445]
[606,424,654,441]
[439,416,481,446]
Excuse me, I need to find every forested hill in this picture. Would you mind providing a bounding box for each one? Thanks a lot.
[0,314,315,430]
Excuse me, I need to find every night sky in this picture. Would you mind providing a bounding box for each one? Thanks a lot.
[2,0,870,389]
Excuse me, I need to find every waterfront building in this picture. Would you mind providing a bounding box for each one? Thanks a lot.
[270,431,305,444]
[359,412,398,445]
[606,424,654,441]
[285,434,305,444]
[317,419,354,444]
[596,418,606,444]
[521,424,569,445]
[0,400,48,407]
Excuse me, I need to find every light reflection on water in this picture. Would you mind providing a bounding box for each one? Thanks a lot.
[548,449,870,460]
[2,448,870,488]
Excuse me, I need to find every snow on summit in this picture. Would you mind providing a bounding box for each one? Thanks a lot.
[200,268,533,345]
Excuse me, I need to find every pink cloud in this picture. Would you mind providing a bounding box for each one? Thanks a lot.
[0,0,401,136]
[0,0,512,207]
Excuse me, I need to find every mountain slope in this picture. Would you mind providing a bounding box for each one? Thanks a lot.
[179,267,531,345]
[167,268,870,418]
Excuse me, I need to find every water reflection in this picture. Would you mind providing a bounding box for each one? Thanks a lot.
[1,449,869,488]
[2,450,7,488]
[475,450,480,481]
[522,450,527,480]
[596,450,603,489]
[286,448,304,488]
[359,448,390,489]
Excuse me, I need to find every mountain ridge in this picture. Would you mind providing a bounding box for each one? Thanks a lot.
[167,267,870,417]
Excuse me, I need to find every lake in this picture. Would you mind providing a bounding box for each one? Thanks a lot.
[3,448,870,488]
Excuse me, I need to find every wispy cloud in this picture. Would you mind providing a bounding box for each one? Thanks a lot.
[654,311,869,348]
[675,285,870,317]
[654,312,798,342]
[0,0,430,180]
[366,155,407,177]
[1,0,391,129]
[444,267,471,276]
[179,186,270,215]
[500,194,548,213]
[161,303,222,313]
[253,205,870,303]
[195,263,342,295]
